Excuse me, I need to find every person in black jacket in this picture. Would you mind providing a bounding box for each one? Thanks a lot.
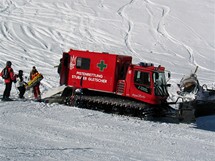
[57,58,63,75]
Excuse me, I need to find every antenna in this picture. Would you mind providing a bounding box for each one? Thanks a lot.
[194,66,198,74]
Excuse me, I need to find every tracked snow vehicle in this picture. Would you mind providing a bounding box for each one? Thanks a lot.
[60,49,170,104]
[47,49,179,118]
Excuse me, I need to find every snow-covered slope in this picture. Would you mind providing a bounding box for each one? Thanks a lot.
[0,101,214,161]
[0,0,215,160]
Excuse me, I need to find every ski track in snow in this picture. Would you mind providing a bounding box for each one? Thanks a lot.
[1,0,214,77]
[117,0,136,53]
[144,1,184,62]
[169,14,215,51]
[145,0,197,67]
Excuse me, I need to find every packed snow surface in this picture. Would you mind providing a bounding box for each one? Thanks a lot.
[0,0,215,161]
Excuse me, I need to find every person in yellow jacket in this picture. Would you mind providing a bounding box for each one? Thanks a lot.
[30,66,41,99]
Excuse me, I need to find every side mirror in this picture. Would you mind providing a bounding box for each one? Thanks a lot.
[168,72,171,79]
[165,70,171,82]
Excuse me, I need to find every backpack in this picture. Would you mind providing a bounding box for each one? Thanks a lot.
[1,67,9,79]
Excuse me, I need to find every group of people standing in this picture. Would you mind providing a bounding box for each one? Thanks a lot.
[0,61,41,101]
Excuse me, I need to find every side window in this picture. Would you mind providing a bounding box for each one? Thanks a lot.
[134,71,150,85]
[134,71,151,93]
[76,57,90,70]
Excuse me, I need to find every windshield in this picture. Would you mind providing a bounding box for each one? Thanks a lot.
[153,72,169,96]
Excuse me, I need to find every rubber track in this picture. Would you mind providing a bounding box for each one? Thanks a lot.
[73,95,172,119]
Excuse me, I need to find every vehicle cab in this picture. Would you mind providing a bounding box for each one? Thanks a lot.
[122,62,169,105]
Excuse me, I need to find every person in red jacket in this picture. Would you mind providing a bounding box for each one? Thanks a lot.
[0,61,16,101]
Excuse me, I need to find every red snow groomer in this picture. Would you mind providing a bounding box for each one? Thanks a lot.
[58,49,173,118]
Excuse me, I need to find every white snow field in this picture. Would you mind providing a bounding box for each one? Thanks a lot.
[0,0,215,161]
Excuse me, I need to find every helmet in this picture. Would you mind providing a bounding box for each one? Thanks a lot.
[6,61,12,67]
[18,70,23,75]
[32,66,37,73]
